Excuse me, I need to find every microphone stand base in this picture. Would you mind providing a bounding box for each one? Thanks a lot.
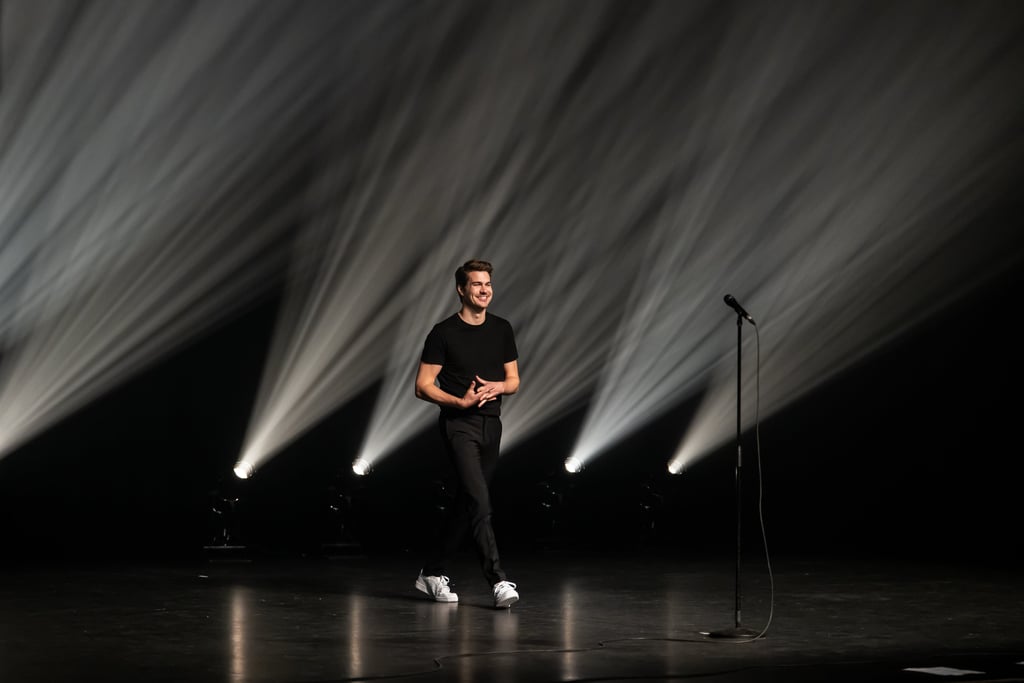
[706,626,762,639]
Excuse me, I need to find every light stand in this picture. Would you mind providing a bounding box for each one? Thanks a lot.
[203,474,251,563]
[708,309,759,639]
[320,470,364,559]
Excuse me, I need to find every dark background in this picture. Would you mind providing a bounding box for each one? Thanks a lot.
[2,0,1022,572]
[1,247,1020,567]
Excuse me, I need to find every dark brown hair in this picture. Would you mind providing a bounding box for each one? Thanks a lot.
[454,259,493,289]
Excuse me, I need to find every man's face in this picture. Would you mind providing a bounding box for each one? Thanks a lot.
[459,270,492,310]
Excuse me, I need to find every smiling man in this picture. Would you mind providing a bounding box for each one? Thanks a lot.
[413,259,521,609]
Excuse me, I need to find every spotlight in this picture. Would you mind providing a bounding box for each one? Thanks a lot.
[233,462,254,480]
[351,459,371,477]
[668,461,684,475]
[564,457,583,474]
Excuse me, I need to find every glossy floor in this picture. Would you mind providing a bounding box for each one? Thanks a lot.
[1,550,1021,682]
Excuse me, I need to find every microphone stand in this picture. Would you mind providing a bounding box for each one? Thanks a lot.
[708,313,759,639]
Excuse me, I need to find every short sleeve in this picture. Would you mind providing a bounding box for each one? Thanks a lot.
[421,325,446,365]
[503,320,518,363]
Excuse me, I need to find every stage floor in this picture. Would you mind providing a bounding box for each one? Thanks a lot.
[1,549,1021,682]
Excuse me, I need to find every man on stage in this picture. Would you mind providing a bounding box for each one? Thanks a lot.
[413,259,521,609]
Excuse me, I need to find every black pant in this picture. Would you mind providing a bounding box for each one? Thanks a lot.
[424,413,506,587]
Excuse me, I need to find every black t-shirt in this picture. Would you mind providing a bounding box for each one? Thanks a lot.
[421,313,518,417]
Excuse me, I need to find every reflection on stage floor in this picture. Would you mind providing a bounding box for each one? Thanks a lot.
[1,550,1021,682]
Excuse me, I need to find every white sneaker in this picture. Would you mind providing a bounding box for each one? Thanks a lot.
[416,572,458,603]
[493,580,519,608]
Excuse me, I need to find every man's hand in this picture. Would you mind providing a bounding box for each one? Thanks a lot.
[473,375,505,407]
[458,381,482,409]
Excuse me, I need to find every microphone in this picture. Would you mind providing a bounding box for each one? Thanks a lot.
[724,294,756,325]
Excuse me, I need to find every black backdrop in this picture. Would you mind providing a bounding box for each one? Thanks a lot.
[1,259,1021,566]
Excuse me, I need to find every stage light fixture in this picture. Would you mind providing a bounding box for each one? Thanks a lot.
[351,459,371,477]
[564,457,583,474]
[233,462,254,480]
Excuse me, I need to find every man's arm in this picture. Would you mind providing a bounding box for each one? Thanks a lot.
[415,362,480,409]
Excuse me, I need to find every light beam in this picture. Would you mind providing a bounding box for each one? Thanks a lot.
[0,2,379,458]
